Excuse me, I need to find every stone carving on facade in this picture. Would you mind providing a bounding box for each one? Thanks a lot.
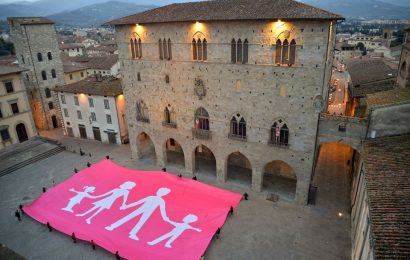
[194,78,206,100]
[313,94,324,112]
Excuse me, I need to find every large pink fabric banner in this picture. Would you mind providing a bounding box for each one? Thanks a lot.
[24,160,242,260]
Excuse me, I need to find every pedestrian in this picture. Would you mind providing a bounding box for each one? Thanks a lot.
[74,168,78,173]
[91,240,96,250]
[192,176,197,181]
[162,168,166,172]
[243,193,249,200]
[106,155,110,159]
[47,222,52,232]
[52,180,55,187]
[42,187,46,193]
[115,251,121,260]
[15,210,21,221]
[229,206,233,216]
[19,204,24,215]
[215,227,221,239]
[71,232,77,243]
[178,174,182,178]
[87,162,91,167]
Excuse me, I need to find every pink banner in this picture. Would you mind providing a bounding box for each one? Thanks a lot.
[24,160,242,260]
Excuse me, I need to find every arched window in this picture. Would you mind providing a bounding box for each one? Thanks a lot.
[130,37,142,59]
[37,53,42,62]
[270,119,289,146]
[197,39,203,61]
[236,39,243,63]
[163,38,168,60]
[47,52,52,60]
[194,107,209,130]
[163,106,176,127]
[231,39,236,63]
[41,71,47,80]
[243,39,249,64]
[136,100,149,123]
[289,39,296,65]
[275,39,282,65]
[192,39,197,60]
[130,38,135,58]
[159,39,163,60]
[45,88,51,98]
[203,39,207,61]
[230,113,246,140]
[282,39,289,65]
[51,69,56,78]
[137,38,142,58]
[167,39,172,60]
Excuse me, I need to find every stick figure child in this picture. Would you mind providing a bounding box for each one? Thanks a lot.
[62,186,96,213]
[147,214,201,248]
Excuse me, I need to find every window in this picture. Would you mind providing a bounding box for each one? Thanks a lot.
[162,106,176,127]
[11,102,19,114]
[104,99,110,109]
[77,110,82,119]
[60,94,66,104]
[69,74,73,80]
[130,37,142,59]
[91,112,97,122]
[74,96,79,106]
[159,38,172,60]
[51,69,56,78]
[89,98,94,108]
[270,119,289,146]
[167,39,172,60]
[231,38,249,64]
[4,81,14,93]
[48,102,54,110]
[47,52,52,60]
[41,71,47,80]
[80,72,84,77]
[194,107,209,130]
[37,53,42,62]
[275,38,297,66]
[106,114,112,124]
[192,38,207,61]
[159,39,163,59]
[137,72,141,81]
[165,75,170,84]
[45,88,51,98]
[1,128,10,141]
[229,113,246,140]
[63,108,69,117]
[136,100,149,122]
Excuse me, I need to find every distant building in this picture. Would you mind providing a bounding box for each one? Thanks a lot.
[59,43,85,57]
[61,55,120,78]
[86,45,118,56]
[0,62,37,149]
[335,41,361,63]
[8,17,65,130]
[81,38,97,48]
[348,34,383,50]
[63,62,88,84]
[55,76,128,144]
[397,28,410,88]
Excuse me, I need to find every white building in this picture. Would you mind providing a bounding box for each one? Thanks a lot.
[55,76,128,144]
[347,34,383,50]
[59,43,85,57]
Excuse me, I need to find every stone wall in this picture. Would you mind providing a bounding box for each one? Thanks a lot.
[115,19,336,204]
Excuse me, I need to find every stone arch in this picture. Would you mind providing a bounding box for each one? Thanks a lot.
[192,31,206,40]
[193,144,216,179]
[263,160,297,201]
[227,151,252,187]
[14,121,28,143]
[136,132,156,162]
[164,137,185,169]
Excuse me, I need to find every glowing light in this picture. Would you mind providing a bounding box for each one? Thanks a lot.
[118,94,124,100]
[338,212,343,217]
[195,21,203,31]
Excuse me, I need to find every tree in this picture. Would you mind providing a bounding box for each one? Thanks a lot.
[356,42,365,51]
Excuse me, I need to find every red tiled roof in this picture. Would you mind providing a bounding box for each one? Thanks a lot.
[54,76,122,96]
[107,0,343,25]
[363,134,410,259]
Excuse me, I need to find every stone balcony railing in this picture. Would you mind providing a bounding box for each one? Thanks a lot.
[267,140,289,149]
[228,133,247,142]
[162,121,177,128]
[136,116,150,123]
[192,128,211,140]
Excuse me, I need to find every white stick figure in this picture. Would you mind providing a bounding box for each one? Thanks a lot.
[147,214,201,248]
[75,181,136,224]
[105,187,171,241]
[61,186,96,213]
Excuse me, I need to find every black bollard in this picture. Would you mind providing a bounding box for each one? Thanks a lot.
[42,187,46,193]
[162,168,166,172]
[106,155,110,159]
[229,206,233,216]
[178,174,182,178]
[19,204,24,215]
[115,251,121,260]
[72,232,77,243]
[87,162,91,167]
[15,210,21,221]
[91,240,96,250]
[47,222,52,232]
[192,176,197,181]
[243,193,249,200]
[74,168,78,173]
[215,227,221,239]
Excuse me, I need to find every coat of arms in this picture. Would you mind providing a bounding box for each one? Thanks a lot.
[194,78,206,100]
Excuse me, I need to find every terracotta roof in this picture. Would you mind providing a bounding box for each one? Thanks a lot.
[99,40,116,46]
[363,134,410,259]
[107,0,343,25]
[60,43,85,50]
[63,62,88,73]
[366,88,410,109]
[346,57,397,87]
[7,17,54,25]
[86,55,118,70]
[54,76,122,96]
[0,65,26,76]
[350,83,394,98]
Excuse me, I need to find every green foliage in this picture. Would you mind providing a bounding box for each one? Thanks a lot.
[0,37,15,56]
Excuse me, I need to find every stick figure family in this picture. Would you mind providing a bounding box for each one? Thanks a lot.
[61,181,201,248]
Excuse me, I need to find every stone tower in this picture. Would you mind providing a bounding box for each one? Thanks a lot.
[382,27,393,47]
[8,17,64,130]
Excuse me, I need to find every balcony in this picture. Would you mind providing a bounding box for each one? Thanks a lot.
[192,128,211,140]
[268,140,289,149]
[136,116,150,123]
[162,121,177,128]
[228,133,247,142]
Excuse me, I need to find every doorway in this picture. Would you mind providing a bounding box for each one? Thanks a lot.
[93,127,101,141]
[51,115,58,128]
[78,124,87,139]
[16,123,28,143]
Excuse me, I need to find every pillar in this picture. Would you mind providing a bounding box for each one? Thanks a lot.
[130,134,141,160]
[156,144,166,168]
[252,164,264,192]
[184,150,195,177]
[295,173,310,205]
[216,158,227,184]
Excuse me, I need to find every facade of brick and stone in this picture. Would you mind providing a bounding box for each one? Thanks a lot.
[111,1,340,204]
[8,17,65,130]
